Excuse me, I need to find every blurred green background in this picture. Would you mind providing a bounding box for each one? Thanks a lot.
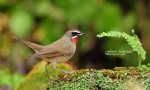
[0,0,150,89]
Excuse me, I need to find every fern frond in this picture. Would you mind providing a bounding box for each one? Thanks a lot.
[97,30,146,66]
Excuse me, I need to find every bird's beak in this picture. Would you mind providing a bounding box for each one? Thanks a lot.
[79,33,85,36]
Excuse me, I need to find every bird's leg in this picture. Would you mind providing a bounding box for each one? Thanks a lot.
[52,63,74,74]
[45,62,51,82]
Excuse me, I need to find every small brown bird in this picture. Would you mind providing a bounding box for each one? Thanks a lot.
[13,29,85,81]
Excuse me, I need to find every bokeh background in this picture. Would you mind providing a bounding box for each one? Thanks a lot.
[0,0,150,89]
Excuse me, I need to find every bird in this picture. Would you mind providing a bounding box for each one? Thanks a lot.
[13,29,85,81]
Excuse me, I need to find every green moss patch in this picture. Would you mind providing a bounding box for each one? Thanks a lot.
[48,65,150,90]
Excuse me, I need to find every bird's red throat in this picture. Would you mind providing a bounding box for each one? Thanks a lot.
[72,36,79,44]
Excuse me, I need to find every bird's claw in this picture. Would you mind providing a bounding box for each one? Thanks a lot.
[63,70,76,77]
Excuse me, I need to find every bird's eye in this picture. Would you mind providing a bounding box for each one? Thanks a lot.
[72,32,77,36]
[72,32,81,37]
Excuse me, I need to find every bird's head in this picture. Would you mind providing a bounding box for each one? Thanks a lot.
[65,29,85,44]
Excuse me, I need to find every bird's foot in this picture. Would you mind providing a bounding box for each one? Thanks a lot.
[63,70,76,77]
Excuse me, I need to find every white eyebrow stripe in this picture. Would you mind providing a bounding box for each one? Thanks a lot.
[71,31,81,33]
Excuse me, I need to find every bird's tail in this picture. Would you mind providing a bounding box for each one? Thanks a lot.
[12,36,43,53]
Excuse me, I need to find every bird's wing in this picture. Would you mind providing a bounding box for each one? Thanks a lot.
[35,47,72,58]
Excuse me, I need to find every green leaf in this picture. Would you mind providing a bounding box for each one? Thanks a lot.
[97,30,146,66]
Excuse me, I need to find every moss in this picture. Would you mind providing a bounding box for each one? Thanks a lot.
[15,61,73,90]
[14,63,150,90]
[48,66,150,90]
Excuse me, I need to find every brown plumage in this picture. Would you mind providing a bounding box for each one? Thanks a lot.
[13,29,85,81]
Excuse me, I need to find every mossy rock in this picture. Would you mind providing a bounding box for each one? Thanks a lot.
[15,62,150,90]
[47,65,150,90]
[15,61,73,90]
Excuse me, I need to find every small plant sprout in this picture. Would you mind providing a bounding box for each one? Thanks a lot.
[97,30,146,66]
